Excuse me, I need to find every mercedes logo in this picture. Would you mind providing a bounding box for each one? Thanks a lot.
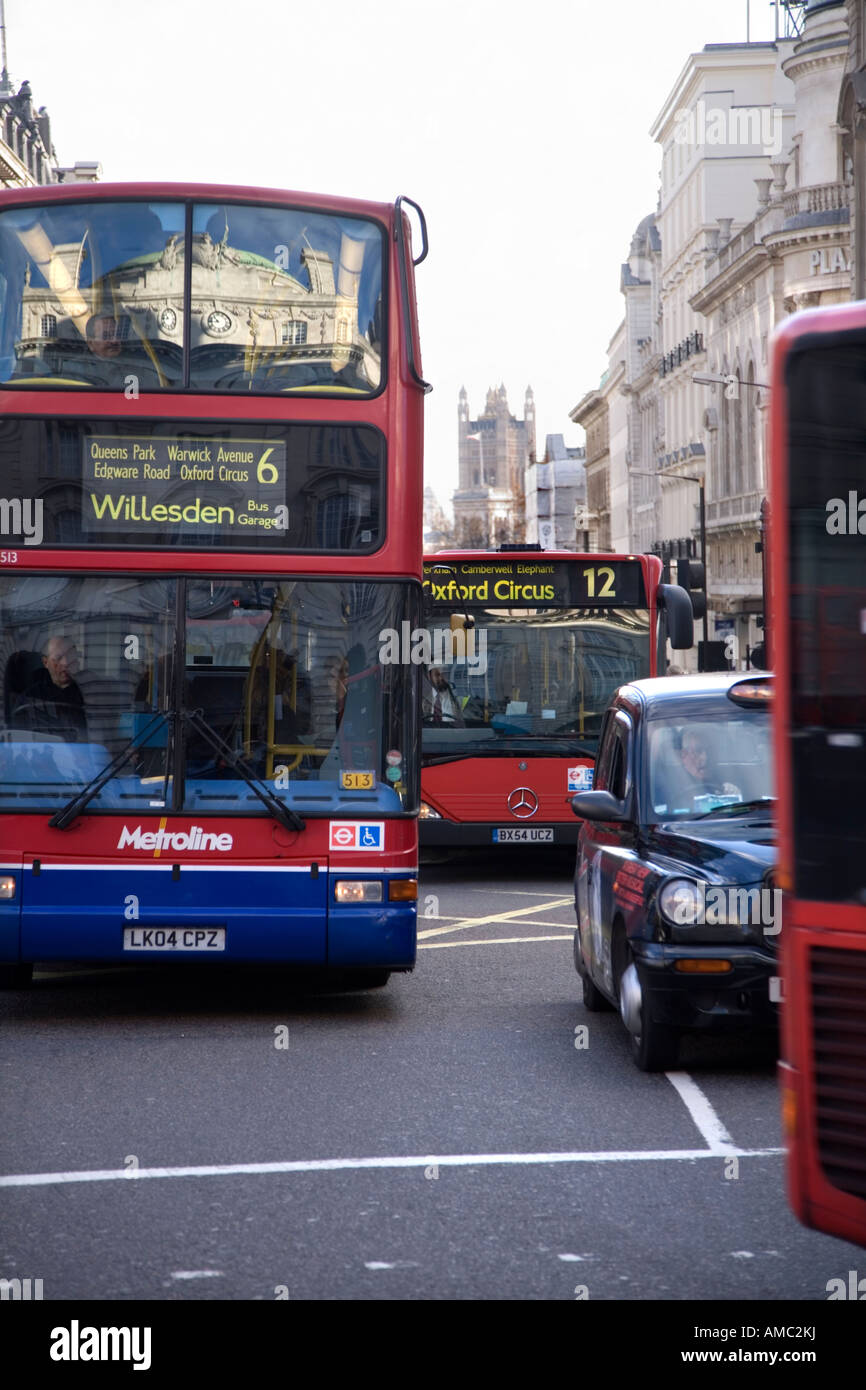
[507,787,538,819]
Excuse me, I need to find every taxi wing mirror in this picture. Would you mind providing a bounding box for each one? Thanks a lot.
[571,790,628,822]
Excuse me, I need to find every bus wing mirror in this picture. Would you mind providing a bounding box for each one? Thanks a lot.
[658,583,694,651]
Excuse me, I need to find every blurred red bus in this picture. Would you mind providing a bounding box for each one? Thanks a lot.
[771,302,866,1246]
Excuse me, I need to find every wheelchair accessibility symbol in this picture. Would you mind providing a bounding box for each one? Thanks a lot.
[329,821,384,851]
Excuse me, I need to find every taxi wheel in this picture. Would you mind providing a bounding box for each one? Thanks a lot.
[629,995,679,1072]
[618,950,678,1072]
[0,962,33,989]
[581,970,613,1012]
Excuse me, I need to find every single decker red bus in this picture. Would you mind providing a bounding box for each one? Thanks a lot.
[419,548,692,848]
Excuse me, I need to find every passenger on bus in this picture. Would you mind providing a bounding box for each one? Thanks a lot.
[20,635,87,740]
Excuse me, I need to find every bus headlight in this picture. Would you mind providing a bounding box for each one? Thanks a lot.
[0,876,16,899]
[418,802,441,819]
[334,881,383,903]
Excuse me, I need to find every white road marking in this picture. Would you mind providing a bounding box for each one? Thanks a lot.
[418,896,572,940]
[450,887,575,898]
[664,1072,737,1154]
[170,1270,224,1280]
[418,917,573,939]
[364,1262,396,1270]
[0,1146,784,1190]
[419,935,571,949]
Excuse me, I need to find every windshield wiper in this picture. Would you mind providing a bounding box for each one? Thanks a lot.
[182,710,305,833]
[693,797,776,821]
[49,709,305,834]
[49,712,170,830]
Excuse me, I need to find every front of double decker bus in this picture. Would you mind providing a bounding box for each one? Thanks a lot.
[418,550,687,850]
[0,183,427,987]
[771,302,866,1248]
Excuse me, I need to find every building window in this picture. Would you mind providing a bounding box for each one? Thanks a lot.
[732,360,744,496]
[41,314,57,339]
[720,361,733,500]
[281,320,307,346]
[745,362,757,491]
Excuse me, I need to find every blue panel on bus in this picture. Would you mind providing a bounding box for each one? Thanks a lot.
[17,866,416,969]
[20,865,329,965]
[328,898,416,969]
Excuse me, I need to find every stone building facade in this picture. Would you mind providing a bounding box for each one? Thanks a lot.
[690,0,851,663]
[649,34,797,656]
[572,3,850,666]
[524,433,586,549]
[0,73,99,187]
[452,384,535,547]
[569,378,612,551]
[839,0,866,295]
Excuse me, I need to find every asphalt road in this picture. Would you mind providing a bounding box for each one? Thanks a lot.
[1,848,862,1303]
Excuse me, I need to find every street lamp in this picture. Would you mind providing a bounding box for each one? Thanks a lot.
[632,467,708,652]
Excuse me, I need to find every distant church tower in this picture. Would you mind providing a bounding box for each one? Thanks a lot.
[452,383,533,546]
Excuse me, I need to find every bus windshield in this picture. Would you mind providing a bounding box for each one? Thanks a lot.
[0,199,384,394]
[0,574,418,816]
[421,606,650,759]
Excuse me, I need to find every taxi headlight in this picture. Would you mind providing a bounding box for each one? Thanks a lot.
[659,877,702,926]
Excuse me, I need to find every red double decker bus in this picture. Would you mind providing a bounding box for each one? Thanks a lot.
[419,548,693,847]
[771,302,866,1246]
[0,182,427,989]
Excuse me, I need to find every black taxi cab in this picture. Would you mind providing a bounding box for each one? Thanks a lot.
[571,674,776,1071]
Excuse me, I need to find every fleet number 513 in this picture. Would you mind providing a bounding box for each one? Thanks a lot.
[0,551,18,564]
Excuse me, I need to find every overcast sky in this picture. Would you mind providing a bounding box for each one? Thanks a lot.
[9,0,785,511]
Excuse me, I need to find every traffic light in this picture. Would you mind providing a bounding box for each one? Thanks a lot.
[677,557,706,621]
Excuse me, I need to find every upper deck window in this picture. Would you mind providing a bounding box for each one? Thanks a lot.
[0,199,384,396]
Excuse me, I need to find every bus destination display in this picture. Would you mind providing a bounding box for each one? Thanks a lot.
[423,559,645,609]
[83,435,288,537]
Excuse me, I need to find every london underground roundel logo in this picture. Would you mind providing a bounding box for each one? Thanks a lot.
[507,787,538,819]
[329,822,384,850]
